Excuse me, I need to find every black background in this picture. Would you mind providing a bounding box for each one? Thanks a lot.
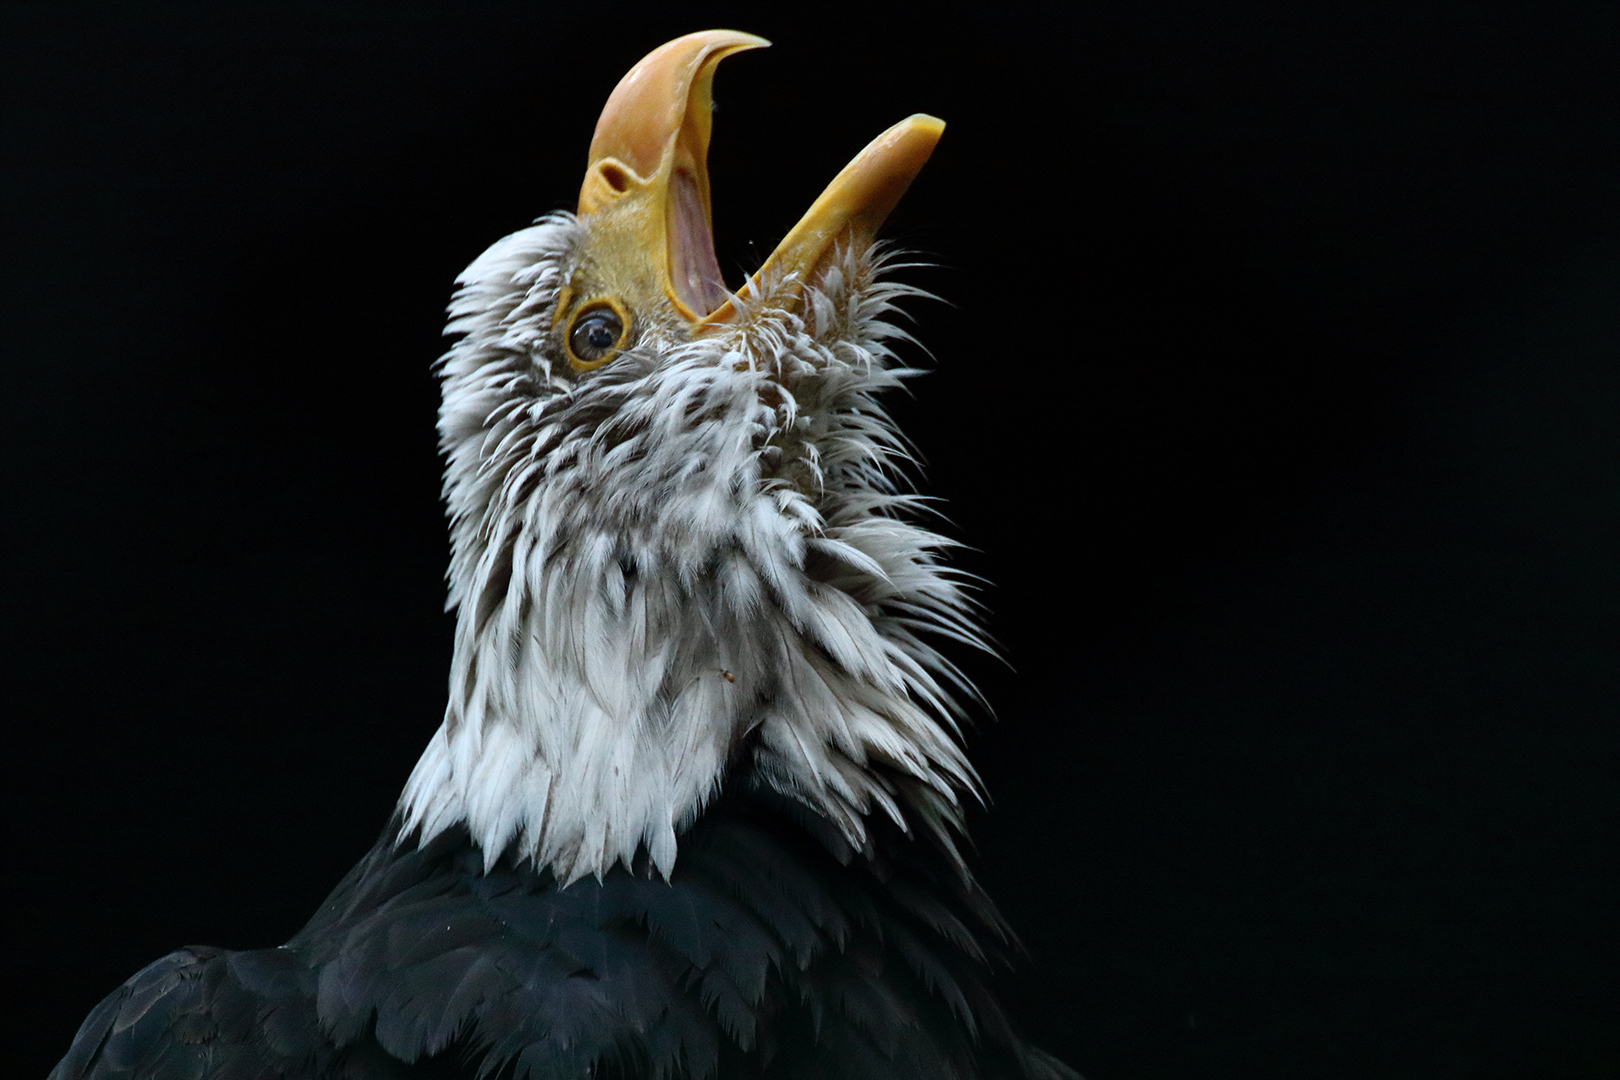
[7,3,1619,1077]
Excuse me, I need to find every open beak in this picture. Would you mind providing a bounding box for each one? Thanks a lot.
[575,30,943,328]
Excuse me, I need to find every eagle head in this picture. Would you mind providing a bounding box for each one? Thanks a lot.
[400,31,983,884]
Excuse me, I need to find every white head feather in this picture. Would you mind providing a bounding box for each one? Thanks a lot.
[396,215,987,884]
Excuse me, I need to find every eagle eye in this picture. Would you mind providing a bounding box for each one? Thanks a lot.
[565,303,628,370]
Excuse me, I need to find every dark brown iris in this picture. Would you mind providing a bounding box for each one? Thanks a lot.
[567,306,626,367]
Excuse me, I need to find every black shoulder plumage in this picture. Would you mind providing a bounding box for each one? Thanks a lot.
[46,944,427,1080]
[52,779,1076,1080]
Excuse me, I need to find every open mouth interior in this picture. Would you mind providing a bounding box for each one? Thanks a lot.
[668,168,728,317]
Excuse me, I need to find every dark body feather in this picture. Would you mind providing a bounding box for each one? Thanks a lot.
[51,774,1076,1080]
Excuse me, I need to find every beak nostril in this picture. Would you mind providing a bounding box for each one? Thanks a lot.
[599,162,630,193]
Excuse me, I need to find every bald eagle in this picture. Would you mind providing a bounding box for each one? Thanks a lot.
[52,31,1079,1080]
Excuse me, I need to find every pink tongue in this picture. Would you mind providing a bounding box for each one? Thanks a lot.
[668,169,728,316]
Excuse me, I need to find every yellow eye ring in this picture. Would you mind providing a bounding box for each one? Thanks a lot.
[563,298,630,371]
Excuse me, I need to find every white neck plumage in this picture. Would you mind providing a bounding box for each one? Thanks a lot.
[397,219,982,884]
